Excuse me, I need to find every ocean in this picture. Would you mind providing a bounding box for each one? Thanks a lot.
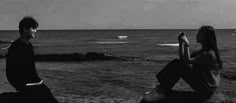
[0,29,236,102]
[0,29,236,63]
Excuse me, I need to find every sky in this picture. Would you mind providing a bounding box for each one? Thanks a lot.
[0,0,236,30]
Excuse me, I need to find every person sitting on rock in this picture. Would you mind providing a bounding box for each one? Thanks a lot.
[6,16,59,103]
[143,26,223,103]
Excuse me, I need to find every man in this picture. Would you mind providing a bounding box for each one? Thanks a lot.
[6,16,58,103]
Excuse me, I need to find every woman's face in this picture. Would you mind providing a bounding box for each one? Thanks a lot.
[196,30,205,44]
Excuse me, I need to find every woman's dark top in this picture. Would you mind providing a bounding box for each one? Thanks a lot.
[192,50,221,88]
[6,39,41,91]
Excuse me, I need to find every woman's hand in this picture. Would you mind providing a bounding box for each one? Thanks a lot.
[178,32,185,43]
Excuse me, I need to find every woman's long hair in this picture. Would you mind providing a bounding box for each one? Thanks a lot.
[191,26,223,69]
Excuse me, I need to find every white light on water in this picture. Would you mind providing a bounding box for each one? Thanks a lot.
[117,36,128,40]
[157,43,179,47]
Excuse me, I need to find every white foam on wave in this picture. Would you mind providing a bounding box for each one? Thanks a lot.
[157,43,179,47]
[95,41,128,44]
[117,36,128,40]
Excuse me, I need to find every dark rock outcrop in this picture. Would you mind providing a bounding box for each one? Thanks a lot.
[35,52,120,62]
[0,40,12,44]
[0,92,58,103]
[35,53,87,62]
[34,52,142,62]
[221,71,236,81]
[0,92,18,103]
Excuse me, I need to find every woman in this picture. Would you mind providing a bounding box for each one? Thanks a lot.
[143,26,223,102]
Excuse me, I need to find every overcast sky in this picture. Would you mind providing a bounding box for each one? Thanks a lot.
[0,0,236,30]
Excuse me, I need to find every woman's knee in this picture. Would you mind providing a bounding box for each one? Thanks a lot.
[156,59,187,83]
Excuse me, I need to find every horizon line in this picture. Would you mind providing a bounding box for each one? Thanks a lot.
[0,28,235,31]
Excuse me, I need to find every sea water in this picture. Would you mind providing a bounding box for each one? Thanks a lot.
[0,29,236,69]
[0,29,236,58]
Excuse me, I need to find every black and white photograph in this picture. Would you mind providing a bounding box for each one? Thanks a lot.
[0,0,235,103]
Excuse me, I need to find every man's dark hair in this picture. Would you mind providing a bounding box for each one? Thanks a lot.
[19,16,38,35]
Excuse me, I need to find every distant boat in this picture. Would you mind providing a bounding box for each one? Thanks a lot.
[232,33,235,36]
[117,36,128,40]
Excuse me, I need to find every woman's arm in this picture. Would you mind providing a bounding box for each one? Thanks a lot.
[179,42,192,64]
[178,32,184,61]
[178,40,184,61]
[183,44,192,64]
[178,33,193,64]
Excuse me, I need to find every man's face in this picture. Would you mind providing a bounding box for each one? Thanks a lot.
[23,27,37,39]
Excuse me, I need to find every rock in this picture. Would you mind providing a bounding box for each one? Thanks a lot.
[0,92,18,103]
[85,52,117,60]
[34,52,121,62]
[0,40,12,44]
[0,92,59,103]
[35,53,87,61]
[221,71,236,80]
